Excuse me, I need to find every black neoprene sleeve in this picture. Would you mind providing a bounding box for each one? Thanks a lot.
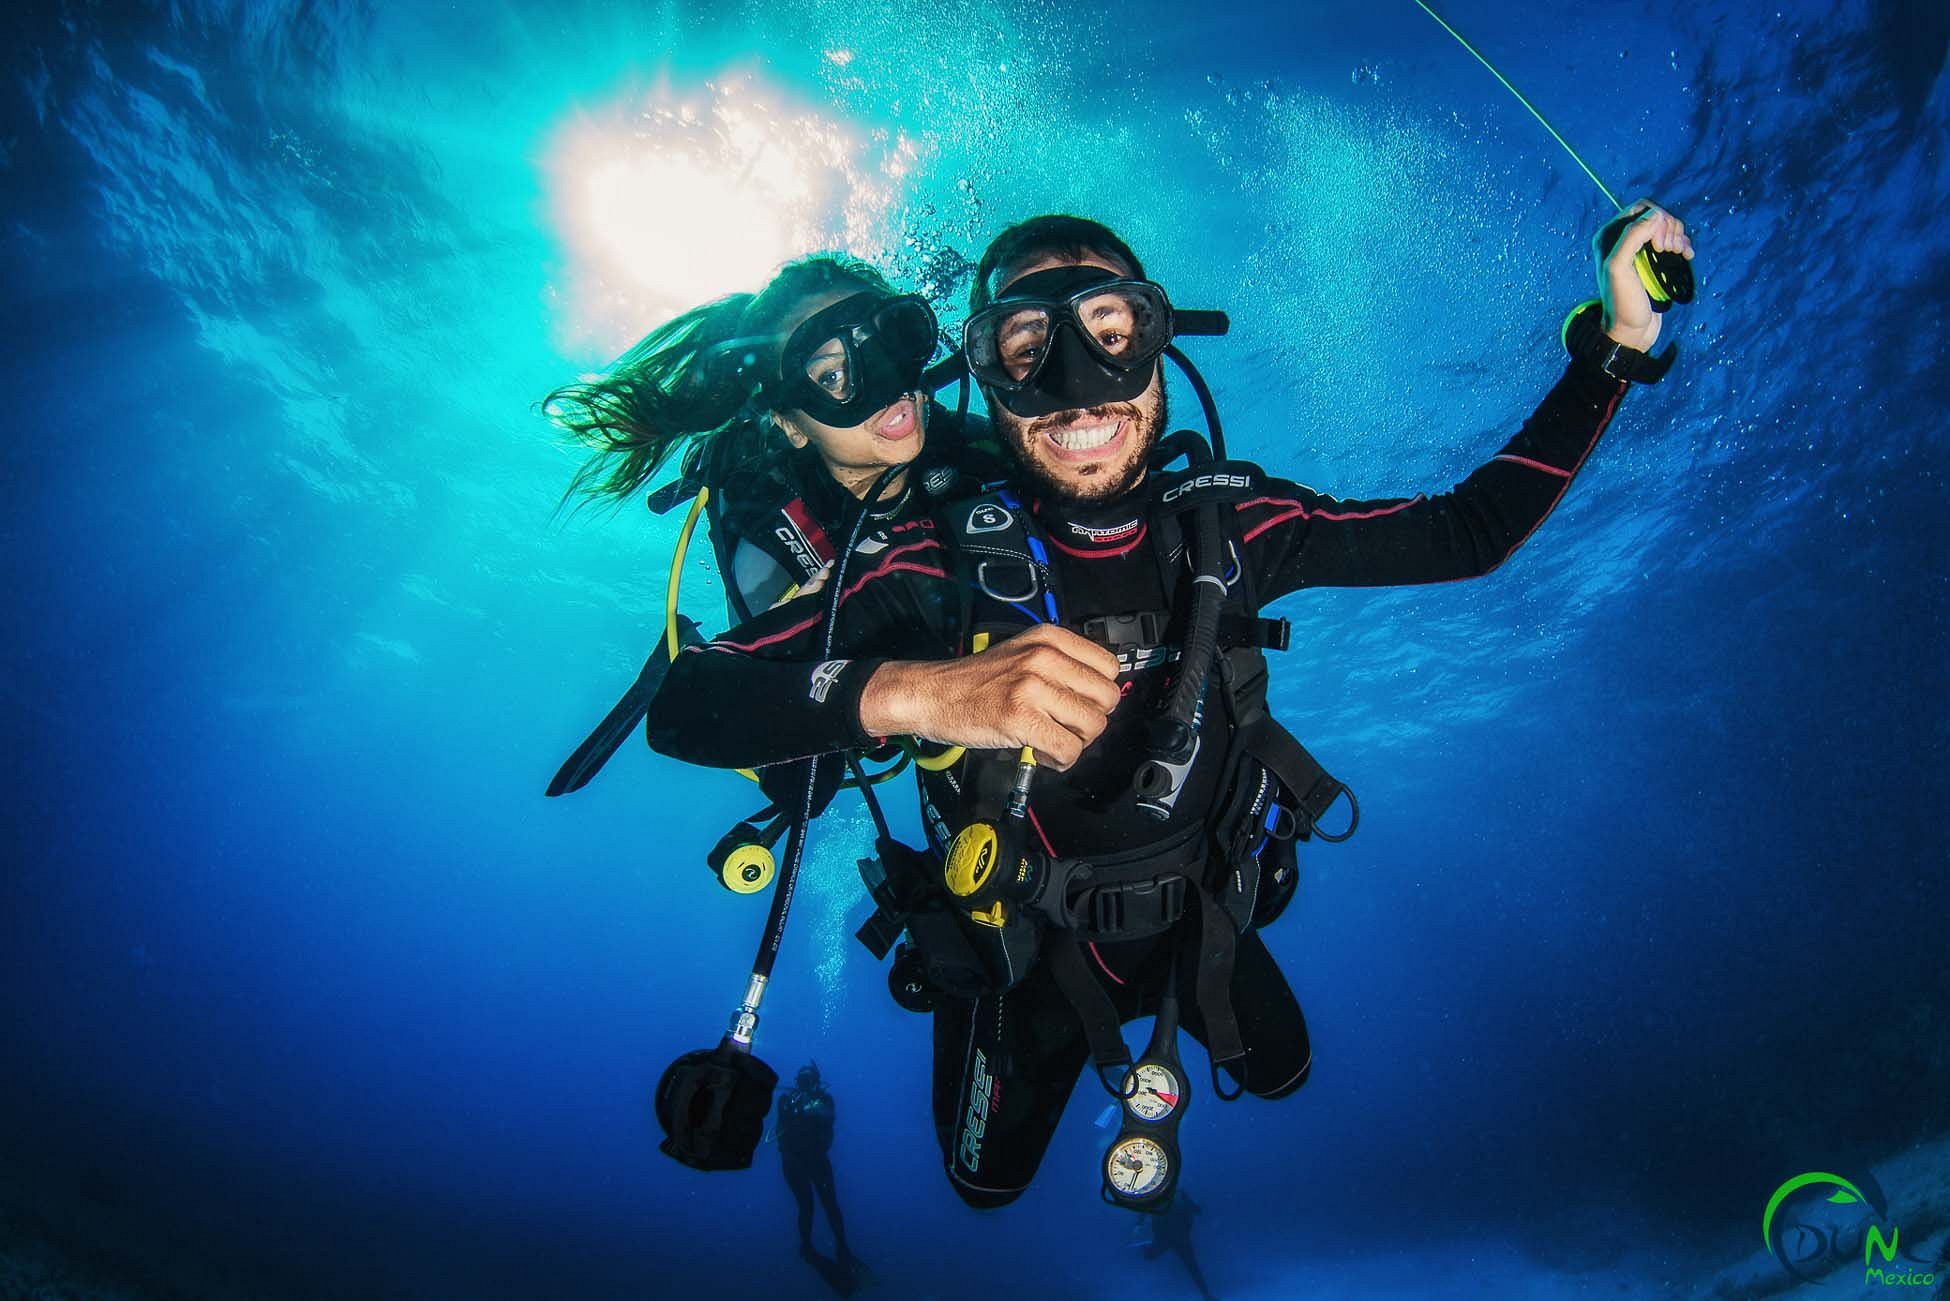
[1235,357,1627,597]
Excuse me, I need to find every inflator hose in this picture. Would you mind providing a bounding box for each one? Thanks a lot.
[1134,499,1226,798]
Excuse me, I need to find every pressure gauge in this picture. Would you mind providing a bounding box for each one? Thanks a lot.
[1105,1135,1171,1200]
[1123,1062,1182,1123]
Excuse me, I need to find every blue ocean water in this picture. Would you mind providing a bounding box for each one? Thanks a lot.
[2,1,1945,1297]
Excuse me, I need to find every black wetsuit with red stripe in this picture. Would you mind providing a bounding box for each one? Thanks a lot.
[644,355,1629,1208]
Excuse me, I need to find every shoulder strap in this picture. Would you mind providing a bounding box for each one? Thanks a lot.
[1140,463,1266,607]
[935,488,1064,625]
[704,487,757,626]
[1217,478,1260,615]
[1217,648,1356,840]
[1148,509,1186,616]
[713,483,835,583]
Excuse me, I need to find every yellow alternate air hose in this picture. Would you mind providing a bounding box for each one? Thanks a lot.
[667,487,710,660]
[668,487,760,784]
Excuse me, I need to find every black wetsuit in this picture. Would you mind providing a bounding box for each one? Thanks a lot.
[703,404,1004,623]
[776,1085,847,1255]
[646,356,1630,1207]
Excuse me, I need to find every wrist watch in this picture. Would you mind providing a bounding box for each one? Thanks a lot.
[1562,299,1676,384]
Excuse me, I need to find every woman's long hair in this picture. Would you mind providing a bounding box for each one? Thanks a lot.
[545,255,895,510]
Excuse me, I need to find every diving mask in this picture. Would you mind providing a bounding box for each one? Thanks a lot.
[963,267,1175,418]
[718,292,940,428]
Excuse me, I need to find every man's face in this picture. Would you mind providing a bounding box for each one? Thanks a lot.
[984,253,1166,507]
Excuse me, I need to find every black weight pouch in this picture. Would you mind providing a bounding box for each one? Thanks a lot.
[655,1046,779,1171]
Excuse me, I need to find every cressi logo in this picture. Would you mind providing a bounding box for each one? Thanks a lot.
[958,1049,994,1171]
[807,659,846,704]
[773,523,819,572]
[1762,1170,1939,1287]
[1161,471,1252,503]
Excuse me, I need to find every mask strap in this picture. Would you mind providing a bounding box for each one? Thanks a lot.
[922,351,969,393]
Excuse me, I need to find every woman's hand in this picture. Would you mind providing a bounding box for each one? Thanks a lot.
[857,624,1122,770]
[1599,199,1694,353]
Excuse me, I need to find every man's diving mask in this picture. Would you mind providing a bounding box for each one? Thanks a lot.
[963,267,1176,418]
[715,292,940,429]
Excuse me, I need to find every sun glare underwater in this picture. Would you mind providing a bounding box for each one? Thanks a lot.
[2,1,1946,1299]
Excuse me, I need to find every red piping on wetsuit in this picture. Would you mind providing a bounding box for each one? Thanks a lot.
[1026,805,1127,986]
[705,537,949,652]
[1231,380,1626,570]
[1236,495,1424,544]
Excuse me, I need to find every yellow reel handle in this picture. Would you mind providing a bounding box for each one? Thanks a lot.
[1634,248,1671,303]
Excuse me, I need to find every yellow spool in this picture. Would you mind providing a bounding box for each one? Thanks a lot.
[1634,249,1671,304]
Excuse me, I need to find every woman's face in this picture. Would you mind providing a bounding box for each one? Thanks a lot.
[770,290,928,496]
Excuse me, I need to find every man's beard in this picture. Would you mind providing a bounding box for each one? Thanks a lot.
[992,386,1168,507]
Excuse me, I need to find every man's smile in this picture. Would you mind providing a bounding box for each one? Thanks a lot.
[1040,417,1129,462]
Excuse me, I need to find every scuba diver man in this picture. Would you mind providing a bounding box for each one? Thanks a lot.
[643,206,1693,1208]
[768,1062,863,1293]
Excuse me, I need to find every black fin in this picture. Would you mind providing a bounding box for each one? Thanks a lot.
[800,1247,862,1298]
[545,616,702,796]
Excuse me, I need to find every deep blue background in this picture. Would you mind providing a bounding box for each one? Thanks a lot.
[3,1,1944,1297]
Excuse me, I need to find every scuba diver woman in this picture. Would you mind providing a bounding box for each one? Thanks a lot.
[542,255,1002,817]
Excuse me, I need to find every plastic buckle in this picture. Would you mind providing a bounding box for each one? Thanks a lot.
[1084,876,1187,937]
[854,907,904,961]
[1081,610,1168,648]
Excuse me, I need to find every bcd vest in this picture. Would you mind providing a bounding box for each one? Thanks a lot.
[854,443,1358,1085]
